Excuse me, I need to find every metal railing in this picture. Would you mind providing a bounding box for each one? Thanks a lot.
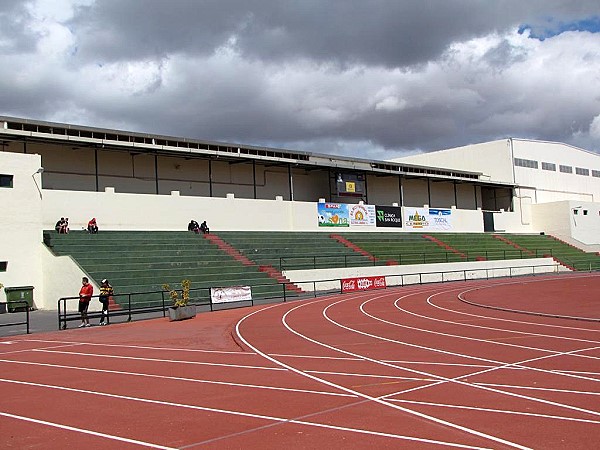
[0,301,30,334]
[57,262,574,330]
[246,248,556,271]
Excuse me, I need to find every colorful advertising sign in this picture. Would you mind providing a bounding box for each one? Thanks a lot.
[341,276,387,293]
[317,203,350,227]
[349,204,376,226]
[375,205,402,228]
[404,208,453,231]
[405,209,429,229]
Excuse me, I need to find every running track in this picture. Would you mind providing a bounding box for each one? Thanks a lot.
[0,274,599,449]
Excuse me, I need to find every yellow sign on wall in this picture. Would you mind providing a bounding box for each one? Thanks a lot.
[345,181,355,193]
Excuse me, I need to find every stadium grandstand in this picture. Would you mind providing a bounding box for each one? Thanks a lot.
[0,116,599,311]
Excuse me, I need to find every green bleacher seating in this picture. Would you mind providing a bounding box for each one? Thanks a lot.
[44,231,288,308]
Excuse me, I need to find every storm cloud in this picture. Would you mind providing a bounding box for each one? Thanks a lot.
[1,0,599,158]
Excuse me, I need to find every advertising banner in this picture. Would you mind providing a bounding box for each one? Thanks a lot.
[428,208,453,231]
[341,276,387,293]
[404,208,453,231]
[404,209,429,230]
[349,204,376,226]
[317,203,350,227]
[210,286,252,304]
[375,205,402,228]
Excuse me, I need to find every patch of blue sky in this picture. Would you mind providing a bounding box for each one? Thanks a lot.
[519,16,600,40]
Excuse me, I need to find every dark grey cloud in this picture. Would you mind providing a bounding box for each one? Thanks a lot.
[1,0,599,159]
[67,0,597,67]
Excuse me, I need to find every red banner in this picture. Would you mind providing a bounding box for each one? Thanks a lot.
[341,276,386,293]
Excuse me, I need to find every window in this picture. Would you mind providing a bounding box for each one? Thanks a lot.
[575,167,590,176]
[573,209,578,215]
[592,170,600,178]
[514,158,538,169]
[583,210,588,215]
[0,174,13,188]
[0,261,6,271]
[541,162,556,171]
[559,165,573,174]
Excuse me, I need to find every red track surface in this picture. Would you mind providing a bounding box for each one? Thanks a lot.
[1,274,599,449]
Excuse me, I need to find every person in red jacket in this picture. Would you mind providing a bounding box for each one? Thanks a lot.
[78,277,93,327]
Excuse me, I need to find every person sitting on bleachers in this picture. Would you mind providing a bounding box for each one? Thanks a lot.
[55,217,69,234]
[87,218,98,234]
[200,220,210,234]
[55,217,65,233]
[188,219,200,234]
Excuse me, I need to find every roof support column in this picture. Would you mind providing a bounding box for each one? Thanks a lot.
[154,154,159,195]
[427,179,431,206]
[398,176,403,206]
[95,148,99,192]
[453,181,458,208]
[253,159,257,199]
[288,164,294,201]
[364,172,368,204]
[208,159,213,197]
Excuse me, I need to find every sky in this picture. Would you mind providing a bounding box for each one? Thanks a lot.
[1,0,599,161]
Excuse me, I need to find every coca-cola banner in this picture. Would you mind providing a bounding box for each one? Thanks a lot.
[341,276,387,293]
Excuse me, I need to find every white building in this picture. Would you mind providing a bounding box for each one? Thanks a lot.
[392,138,600,247]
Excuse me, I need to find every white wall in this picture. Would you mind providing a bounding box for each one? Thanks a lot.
[285,258,562,292]
[391,139,514,183]
[532,200,600,246]
[0,152,44,306]
[512,139,600,203]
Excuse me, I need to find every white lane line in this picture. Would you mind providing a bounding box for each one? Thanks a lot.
[385,399,600,425]
[0,358,355,398]
[16,339,252,355]
[358,294,600,383]
[427,286,600,334]
[456,277,600,323]
[0,343,82,356]
[255,293,600,436]
[419,288,600,345]
[32,349,285,371]
[0,378,489,449]
[473,382,600,396]
[393,291,600,356]
[236,302,532,450]
[346,295,600,410]
[0,411,175,449]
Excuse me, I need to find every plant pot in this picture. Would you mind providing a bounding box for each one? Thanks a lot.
[168,305,196,322]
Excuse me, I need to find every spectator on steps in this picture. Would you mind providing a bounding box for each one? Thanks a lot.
[87,217,98,234]
[55,217,65,233]
[55,217,69,234]
[188,219,200,234]
[200,220,210,234]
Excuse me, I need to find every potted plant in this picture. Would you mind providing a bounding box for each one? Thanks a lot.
[162,279,196,321]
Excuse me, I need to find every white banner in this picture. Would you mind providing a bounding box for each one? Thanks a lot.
[349,204,376,226]
[210,286,252,304]
[404,208,453,231]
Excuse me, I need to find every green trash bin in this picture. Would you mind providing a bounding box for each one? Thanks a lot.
[5,286,35,313]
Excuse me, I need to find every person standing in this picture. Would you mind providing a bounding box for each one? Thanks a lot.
[78,277,93,327]
[98,279,113,326]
